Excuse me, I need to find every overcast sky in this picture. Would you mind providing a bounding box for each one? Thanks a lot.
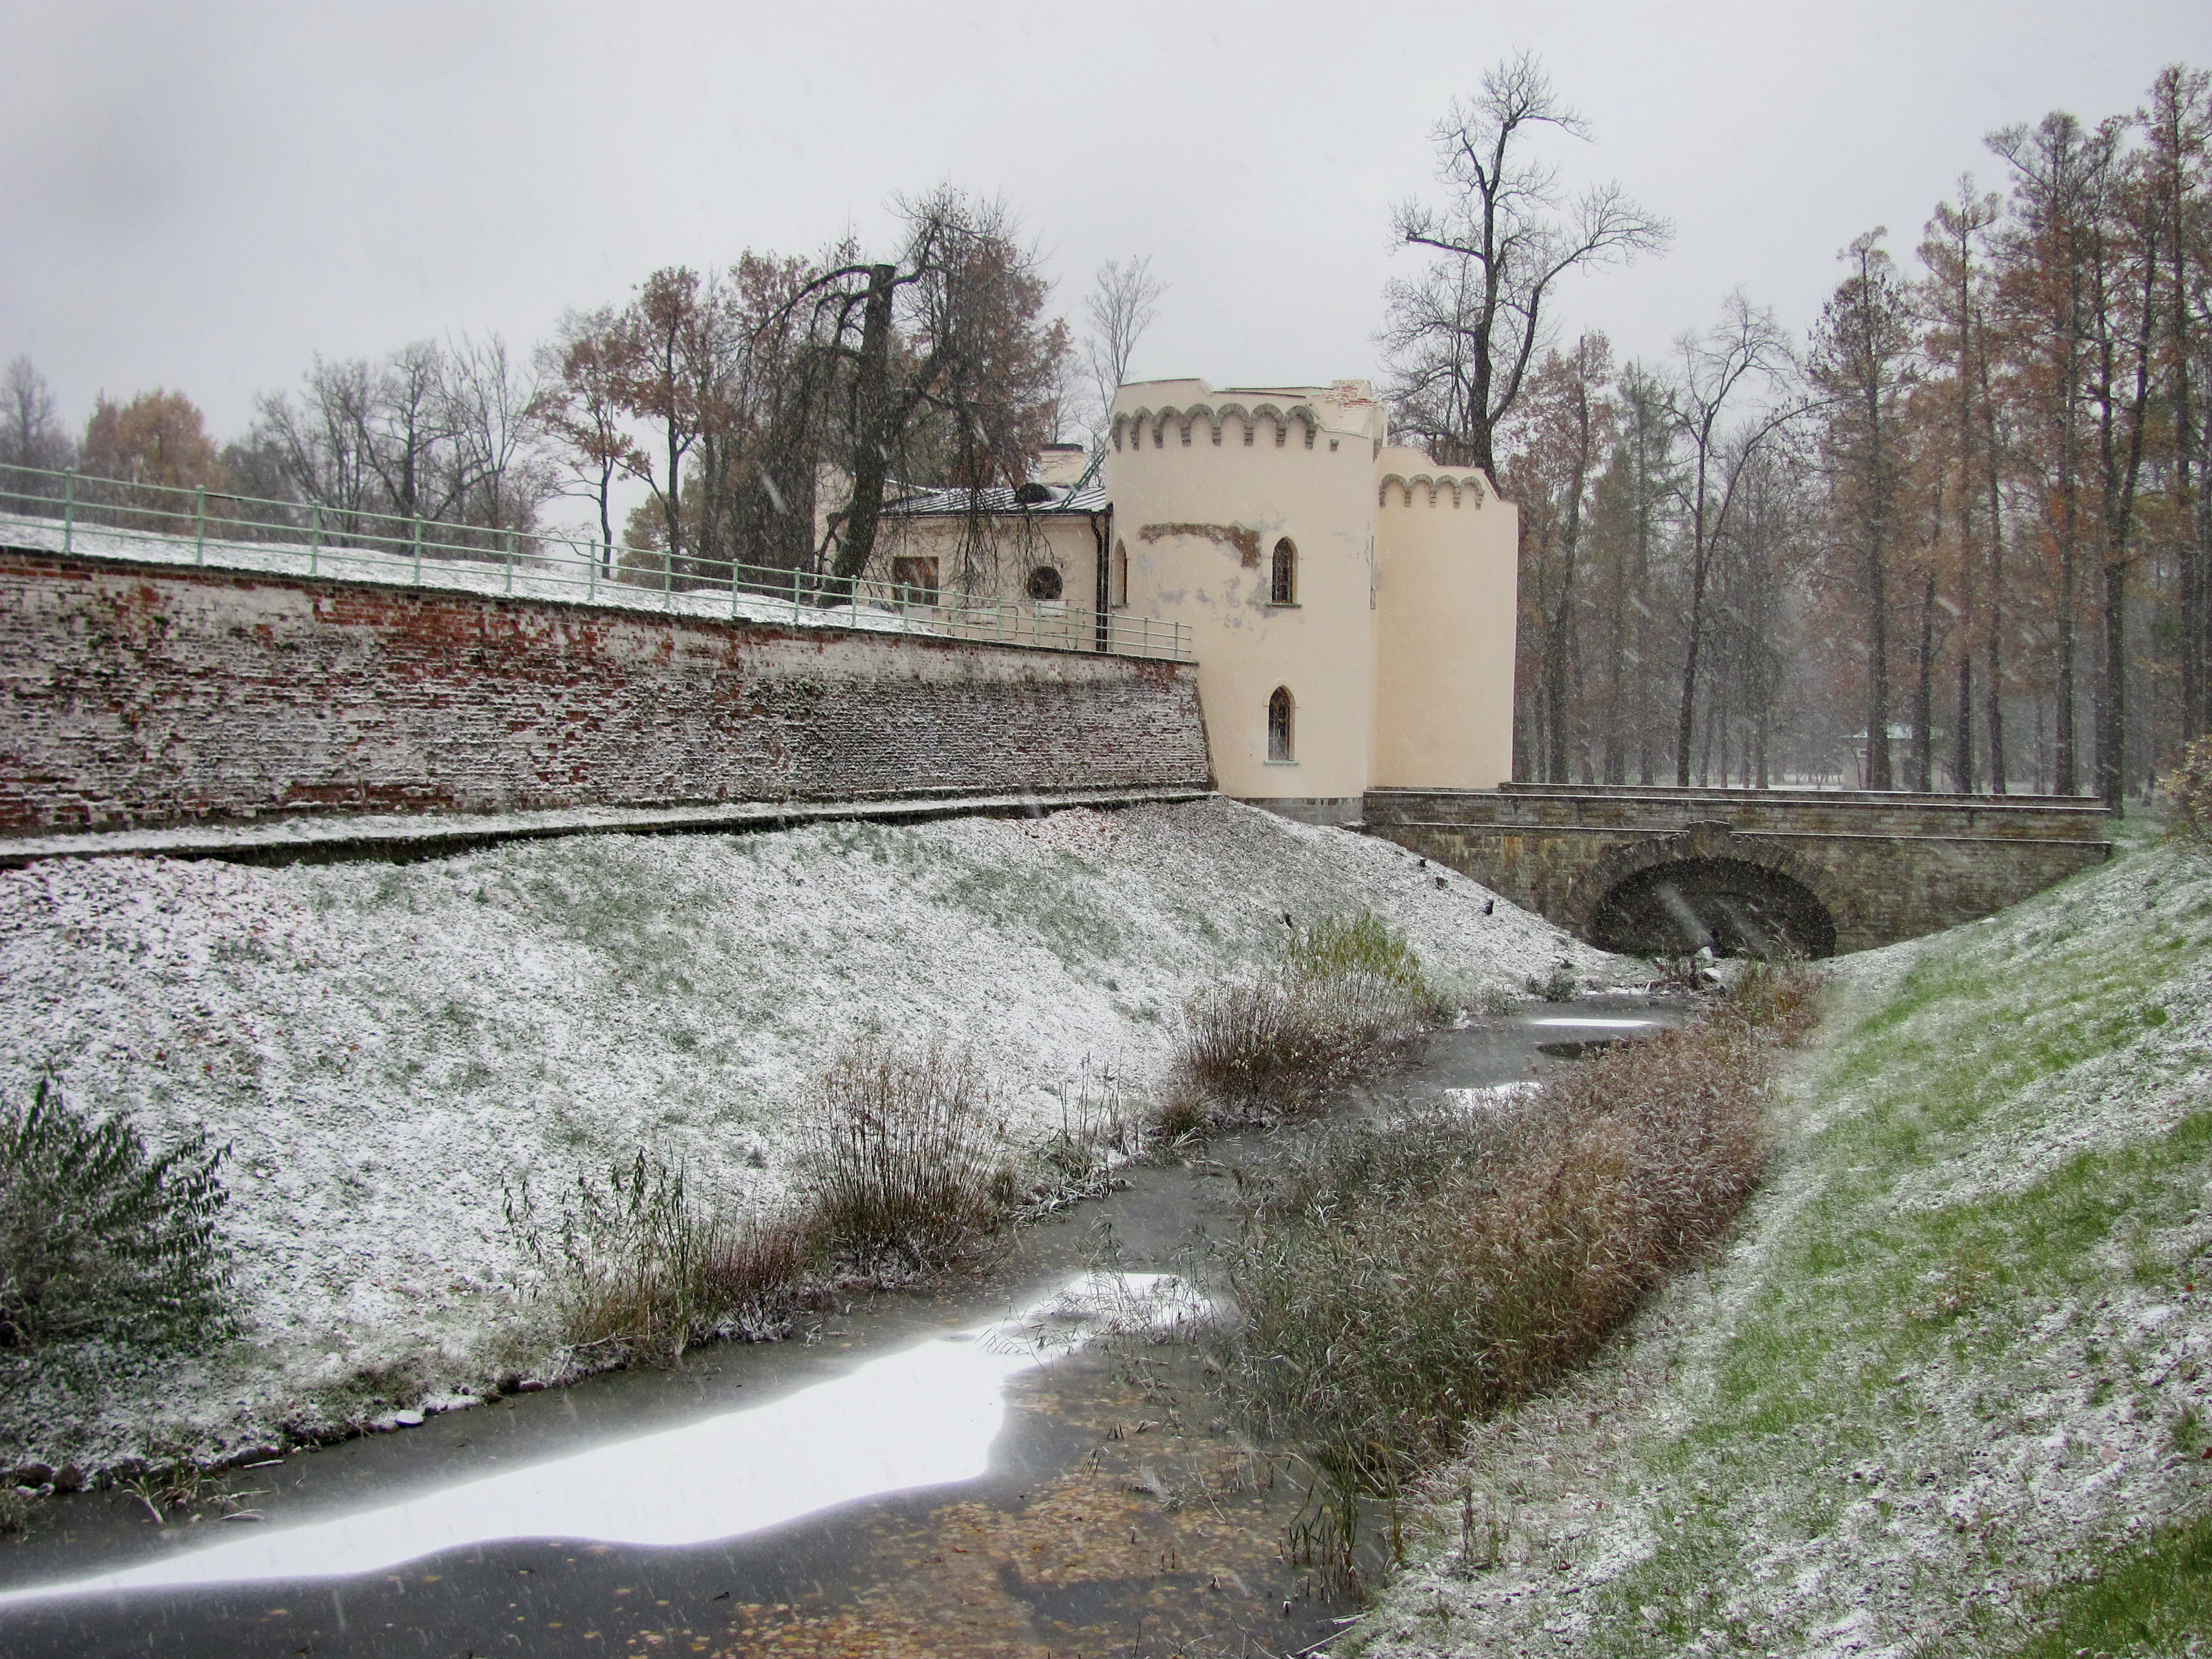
[5,0,2211,449]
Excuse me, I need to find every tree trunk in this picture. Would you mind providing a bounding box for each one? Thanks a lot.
[1914,569,1936,791]
[832,264,899,585]
[1955,652,1975,793]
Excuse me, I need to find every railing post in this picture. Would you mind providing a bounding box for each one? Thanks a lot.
[791,566,800,624]
[193,485,207,565]
[309,502,321,577]
[730,554,740,620]
[663,549,672,611]
[411,515,422,586]
[587,540,597,603]
[504,528,515,595]
[61,468,75,554]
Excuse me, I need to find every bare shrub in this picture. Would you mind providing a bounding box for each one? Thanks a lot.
[508,1152,809,1362]
[1031,1063,1148,1203]
[0,1079,231,1354]
[1210,966,1822,1484]
[797,1037,1019,1268]
[2165,736,2212,845]
[1172,911,1438,1124]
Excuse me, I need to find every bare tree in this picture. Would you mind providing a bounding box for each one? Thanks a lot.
[783,190,1071,589]
[1669,295,1801,786]
[1384,52,1669,477]
[1,356,73,472]
[441,332,553,535]
[1080,256,1163,445]
[1811,231,1919,789]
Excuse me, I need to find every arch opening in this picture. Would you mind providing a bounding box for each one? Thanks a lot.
[1270,537,1297,605]
[1267,686,1295,763]
[1588,856,1836,959]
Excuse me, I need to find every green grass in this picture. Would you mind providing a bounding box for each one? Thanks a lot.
[1470,838,2212,1657]
[2000,1510,2212,1658]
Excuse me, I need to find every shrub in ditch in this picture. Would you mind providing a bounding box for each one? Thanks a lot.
[1209,967,1819,1484]
[508,1151,809,1361]
[1172,911,1441,1122]
[0,1078,232,1356]
[796,1036,1019,1268]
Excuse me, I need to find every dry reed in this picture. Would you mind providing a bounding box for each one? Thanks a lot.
[796,1036,1019,1269]
[1210,965,1822,1484]
[1171,911,1440,1125]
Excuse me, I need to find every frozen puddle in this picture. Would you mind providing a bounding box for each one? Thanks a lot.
[1525,1016,1658,1030]
[0,1272,1202,1606]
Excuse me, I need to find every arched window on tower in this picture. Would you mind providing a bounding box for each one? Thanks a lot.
[1270,537,1297,605]
[1267,686,1295,763]
[1110,539,1128,608]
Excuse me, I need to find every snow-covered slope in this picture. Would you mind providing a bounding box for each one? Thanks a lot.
[0,797,1616,1471]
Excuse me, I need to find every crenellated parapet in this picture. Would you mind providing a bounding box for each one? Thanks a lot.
[1376,471,1489,509]
[1111,401,1322,452]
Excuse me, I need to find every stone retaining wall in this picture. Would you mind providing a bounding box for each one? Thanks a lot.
[0,551,1212,834]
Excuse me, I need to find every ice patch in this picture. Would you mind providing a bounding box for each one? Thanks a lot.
[0,1272,1201,1604]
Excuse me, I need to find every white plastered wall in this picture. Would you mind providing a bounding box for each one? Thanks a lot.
[1372,448,1518,789]
[1105,380,1385,804]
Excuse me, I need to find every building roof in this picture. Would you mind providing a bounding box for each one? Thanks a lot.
[882,451,1107,518]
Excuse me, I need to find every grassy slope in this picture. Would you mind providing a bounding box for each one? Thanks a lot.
[0,799,1617,1475]
[1366,831,2212,1658]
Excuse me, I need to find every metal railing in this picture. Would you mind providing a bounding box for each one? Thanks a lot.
[0,461,1193,663]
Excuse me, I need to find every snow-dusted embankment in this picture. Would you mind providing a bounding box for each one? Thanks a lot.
[0,797,1614,1473]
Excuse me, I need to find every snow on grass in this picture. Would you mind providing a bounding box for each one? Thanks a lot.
[0,796,1614,1476]
[1359,833,2212,1658]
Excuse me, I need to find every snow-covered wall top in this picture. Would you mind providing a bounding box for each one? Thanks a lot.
[0,551,1212,834]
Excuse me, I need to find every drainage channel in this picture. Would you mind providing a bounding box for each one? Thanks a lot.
[0,998,1684,1659]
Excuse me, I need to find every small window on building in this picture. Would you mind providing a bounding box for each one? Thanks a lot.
[1270,537,1297,605]
[891,555,939,606]
[1026,564,1065,602]
[1110,540,1128,608]
[1268,686,1295,763]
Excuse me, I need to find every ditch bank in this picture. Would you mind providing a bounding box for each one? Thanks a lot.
[0,796,1630,1485]
[0,999,1675,1658]
[1357,828,2212,1658]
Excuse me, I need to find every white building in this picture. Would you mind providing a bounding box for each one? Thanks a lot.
[884,378,1518,823]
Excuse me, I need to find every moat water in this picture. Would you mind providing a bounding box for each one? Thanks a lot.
[0,999,1680,1659]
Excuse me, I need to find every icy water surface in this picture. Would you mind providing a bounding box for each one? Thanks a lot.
[0,999,1677,1658]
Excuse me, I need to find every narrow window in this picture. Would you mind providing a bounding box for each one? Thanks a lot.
[1268,686,1295,763]
[1270,537,1296,605]
[1110,540,1128,608]
[1026,564,1065,602]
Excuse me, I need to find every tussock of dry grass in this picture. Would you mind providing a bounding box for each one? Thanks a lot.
[508,1151,814,1361]
[517,1037,1024,1362]
[797,1036,1019,1269]
[1210,965,1822,1486]
[1170,911,1441,1127]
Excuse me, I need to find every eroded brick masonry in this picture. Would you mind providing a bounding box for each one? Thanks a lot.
[0,552,1212,834]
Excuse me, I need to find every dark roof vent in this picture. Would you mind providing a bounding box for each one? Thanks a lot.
[1013,481,1053,506]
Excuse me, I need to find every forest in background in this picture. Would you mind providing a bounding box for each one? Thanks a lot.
[2,59,2205,804]
[1444,63,2212,803]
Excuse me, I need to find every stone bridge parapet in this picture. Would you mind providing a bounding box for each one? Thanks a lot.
[1362,783,2114,955]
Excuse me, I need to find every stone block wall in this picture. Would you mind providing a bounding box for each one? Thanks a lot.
[0,552,1212,834]
[1363,786,2113,953]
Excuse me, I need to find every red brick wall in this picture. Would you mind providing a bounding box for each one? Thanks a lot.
[0,552,1212,833]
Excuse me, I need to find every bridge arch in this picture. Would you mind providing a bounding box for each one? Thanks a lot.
[1567,822,1852,959]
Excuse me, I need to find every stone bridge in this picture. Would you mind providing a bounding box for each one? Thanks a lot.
[1361,783,2116,957]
